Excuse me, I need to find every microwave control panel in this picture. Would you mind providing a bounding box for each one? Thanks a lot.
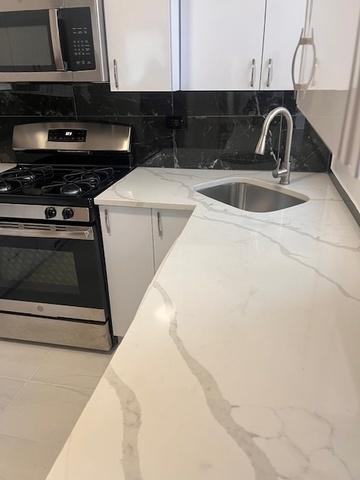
[60,8,96,71]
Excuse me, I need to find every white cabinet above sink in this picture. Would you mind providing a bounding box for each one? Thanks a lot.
[180,0,306,90]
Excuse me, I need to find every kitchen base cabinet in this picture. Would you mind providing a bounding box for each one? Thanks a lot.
[100,206,154,337]
[152,209,192,271]
[100,206,191,337]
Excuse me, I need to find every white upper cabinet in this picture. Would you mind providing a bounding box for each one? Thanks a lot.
[261,0,306,90]
[181,0,266,90]
[296,0,360,153]
[180,0,306,91]
[300,0,359,92]
[104,0,180,92]
[295,0,360,209]
[104,0,307,92]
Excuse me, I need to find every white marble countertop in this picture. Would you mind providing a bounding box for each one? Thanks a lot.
[0,163,15,174]
[47,168,360,480]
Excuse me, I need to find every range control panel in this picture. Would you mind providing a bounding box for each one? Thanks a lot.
[60,7,96,71]
[48,129,87,143]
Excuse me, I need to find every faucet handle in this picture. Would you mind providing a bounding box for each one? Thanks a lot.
[272,157,282,178]
[272,158,288,180]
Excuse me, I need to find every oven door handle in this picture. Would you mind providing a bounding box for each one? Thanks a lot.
[0,223,94,241]
[49,9,66,72]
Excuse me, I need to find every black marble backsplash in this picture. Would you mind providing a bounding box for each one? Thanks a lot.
[0,83,331,171]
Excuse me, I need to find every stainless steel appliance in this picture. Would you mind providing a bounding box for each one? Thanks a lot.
[0,0,108,82]
[0,122,132,351]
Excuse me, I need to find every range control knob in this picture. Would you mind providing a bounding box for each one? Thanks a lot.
[62,208,74,220]
[45,207,57,219]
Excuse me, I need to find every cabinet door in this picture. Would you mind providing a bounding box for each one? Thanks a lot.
[261,0,306,90]
[181,0,266,90]
[296,0,360,153]
[100,206,154,337]
[104,0,180,92]
[152,209,191,271]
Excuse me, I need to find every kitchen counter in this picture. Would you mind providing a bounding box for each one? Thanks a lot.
[0,163,14,174]
[47,168,360,480]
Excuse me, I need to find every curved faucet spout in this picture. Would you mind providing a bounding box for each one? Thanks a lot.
[255,107,293,185]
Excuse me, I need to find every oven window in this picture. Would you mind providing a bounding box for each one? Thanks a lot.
[0,11,55,72]
[0,233,107,311]
[0,247,80,295]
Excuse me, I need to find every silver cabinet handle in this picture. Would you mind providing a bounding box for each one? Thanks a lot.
[113,59,119,89]
[157,211,163,238]
[266,58,273,88]
[291,28,317,91]
[250,58,256,88]
[49,9,65,71]
[105,209,111,235]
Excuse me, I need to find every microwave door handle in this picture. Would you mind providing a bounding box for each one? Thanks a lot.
[49,9,65,71]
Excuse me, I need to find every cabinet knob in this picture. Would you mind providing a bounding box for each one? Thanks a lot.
[250,58,256,88]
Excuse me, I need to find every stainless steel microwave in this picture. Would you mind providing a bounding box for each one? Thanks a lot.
[0,0,108,82]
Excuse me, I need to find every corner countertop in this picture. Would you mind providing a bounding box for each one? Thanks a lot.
[0,163,15,174]
[47,168,360,480]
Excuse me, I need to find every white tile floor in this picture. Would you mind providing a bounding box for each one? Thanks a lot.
[0,340,113,480]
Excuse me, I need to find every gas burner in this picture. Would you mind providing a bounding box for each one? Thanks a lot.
[4,165,54,187]
[60,181,94,196]
[0,180,13,193]
[63,167,114,186]
[0,178,22,194]
[0,164,129,203]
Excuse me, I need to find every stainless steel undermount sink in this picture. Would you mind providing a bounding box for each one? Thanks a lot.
[196,180,308,213]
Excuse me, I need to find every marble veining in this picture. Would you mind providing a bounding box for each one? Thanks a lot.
[105,367,143,480]
[154,281,279,480]
[46,168,360,480]
[196,213,360,303]
[0,87,330,170]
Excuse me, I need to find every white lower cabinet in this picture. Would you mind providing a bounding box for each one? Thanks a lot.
[100,206,154,337]
[100,206,191,337]
[152,208,192,271]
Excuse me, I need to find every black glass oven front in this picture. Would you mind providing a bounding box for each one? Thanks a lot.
[0,224,107,317]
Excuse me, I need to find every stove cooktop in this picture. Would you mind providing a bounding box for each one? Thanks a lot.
[0,165,131,206]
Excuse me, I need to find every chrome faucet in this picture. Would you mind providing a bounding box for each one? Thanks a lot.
[255,107,293,185]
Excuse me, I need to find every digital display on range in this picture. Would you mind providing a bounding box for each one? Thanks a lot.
[48,129,87,142]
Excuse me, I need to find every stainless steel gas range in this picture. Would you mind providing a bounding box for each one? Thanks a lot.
[0,122,132,351]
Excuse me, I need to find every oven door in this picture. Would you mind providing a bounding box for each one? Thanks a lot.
[0,222,107,323]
